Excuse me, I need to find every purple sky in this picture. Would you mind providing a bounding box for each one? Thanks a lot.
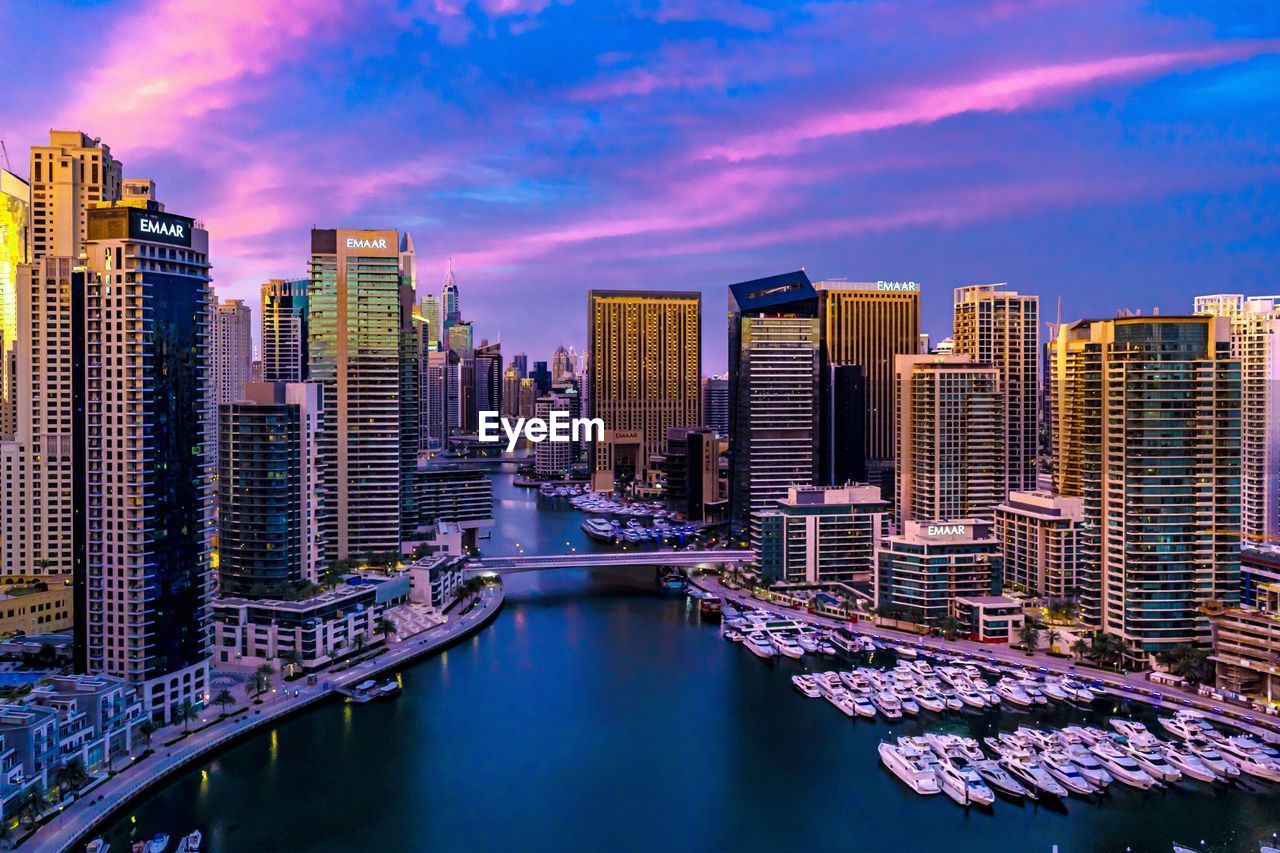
[4,0,1278,370]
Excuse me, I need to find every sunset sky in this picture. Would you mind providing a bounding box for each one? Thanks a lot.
[4,0,1278,368]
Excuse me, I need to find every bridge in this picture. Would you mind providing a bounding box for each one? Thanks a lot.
[463,549,755,577]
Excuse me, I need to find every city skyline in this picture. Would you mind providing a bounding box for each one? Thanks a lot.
[4,2,1278,369]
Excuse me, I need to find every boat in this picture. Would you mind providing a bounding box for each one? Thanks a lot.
[824,687,857,717]
[954,684,987,709]
[375,680,401,699]
[1041,678,1068,702]
[699,597,722,619]
[912,686,946,713]
[1062,725,1110,746]
[743,633,777,660]
[878,741,941,795]
[722,629,744,643]
[1159,710,1216,741]
[796,632,821,653]
[1089,739,1159,789]
[791,674,821,698]
[1160,742,1219,783]
[87,841,110,853]
[898,693,921,716]
[999,752,1069,799]
[974,757,1031,799]
[1184,737,1240,779]
[872,690,903,720]
[1060,678,1097,704]
[581,517,619,542]
[851,694,877,718]
[774,635,805,660]
[175,832,202,853]
[935,755,996,806]
[1061,743,1114,788]
[1110,719,1162,749]
[1216,736,1280,782]
[1122,740,1182,783]
[1040,749,1097,796]
[1018,679,1049,705]
[897,645,919,659]
[995,678,1033,707]
[829,631,860,655]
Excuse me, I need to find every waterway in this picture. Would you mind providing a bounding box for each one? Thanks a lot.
[100,469,1280,852]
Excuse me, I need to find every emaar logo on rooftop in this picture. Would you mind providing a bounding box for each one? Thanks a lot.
[478,410,604,453]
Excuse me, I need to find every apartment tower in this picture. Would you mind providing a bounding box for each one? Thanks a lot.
[260,278,309,382]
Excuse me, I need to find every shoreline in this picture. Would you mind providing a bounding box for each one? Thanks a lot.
[31,584,506,853]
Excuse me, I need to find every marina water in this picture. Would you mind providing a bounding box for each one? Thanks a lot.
[101,468,1280,852]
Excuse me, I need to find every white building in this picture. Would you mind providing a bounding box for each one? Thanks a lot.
[993,490,1083,599]
[757,485,888,584]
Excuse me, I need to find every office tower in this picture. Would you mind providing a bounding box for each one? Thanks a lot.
[825,364,867,485]
[442,259,460,325]
[309,229,410,562]
[219,382,322,596]
[534,389,574,477]
[399,232,416,295]
[250,359,263,383]
[28,130,123,260]
[1,258,77,583]
[588,290,701,492]
[993,491,1083,599]
[475,341,502,417]
[213,299,253,405]
[895,354,1003,525]
[728,272,820,543]
[758,485,888,584]
[816,281,920,493]
[660,428,724,523]
[1050,315,1241,662]
[701,375,728,439]
[260,278,309,382]
[0,169,28,440]
[518,377,537,419]
[511,352,528,378]
[953,284,1039,494]
[399,289,420,538]
[78,204,214,722]
[569,346,583,375]
[422,349,450,450]
[875,520,1002,625]
[552,345,572,382]
[531,361,551,396]
[501,367,522,418]
[1195,294,1280,543]
[417,295,440,348]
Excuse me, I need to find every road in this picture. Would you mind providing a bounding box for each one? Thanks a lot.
[33,584,505,853]
[694,575,1280,745]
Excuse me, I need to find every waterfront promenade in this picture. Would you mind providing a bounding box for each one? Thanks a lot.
[694,575,1280,745]
[29,584,505,853]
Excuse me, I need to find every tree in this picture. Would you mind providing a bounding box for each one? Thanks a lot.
[1070,638,1090,661]
[1089,632,1125,668]
[176,699,199,733]
[351,633,368,656]
[55,757,89,793]
[1046,629,1063,653]
[936,615,962,641]
[212,688,236,715]
[1156,644,1213,686]
[137,718,159,749]
[1017,622,1042,655]
[281,649,304,678]
[19,787,49,825]
[376,617,397,643]
[252,663,276,698]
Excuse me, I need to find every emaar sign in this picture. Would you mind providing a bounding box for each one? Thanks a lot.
[346,237,388,250]
[478,410,604,453]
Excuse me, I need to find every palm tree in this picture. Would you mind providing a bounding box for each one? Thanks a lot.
[212,688,236,716]
[376,617,397,644]
[1070,638,1090,661]
[351,633,367,656]
[55,757,89,793]
[176,699,199,733]
[1156,644,1213,686]
[19,787,49,825]
[137,718,159,750]
[1017,622,1042,655]
[936,615,962,641]
[281,649,304,678]
[1046,629,1063,653]
[1090,632,1125,669]
[253,663,276,698]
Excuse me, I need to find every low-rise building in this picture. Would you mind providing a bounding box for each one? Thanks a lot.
[993,491,1083,600]
[211,575,410,671]
[0,583,72,636]
[758,485,888,585]
[954,595,1025,643]
[401,554,466,610]
[1207,582,1280,705]
[875,520,1002,626]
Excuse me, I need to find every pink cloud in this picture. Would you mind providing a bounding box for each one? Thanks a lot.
[700,43,1278,162]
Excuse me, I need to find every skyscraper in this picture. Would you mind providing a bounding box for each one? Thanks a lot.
[894,354,1003,525]
[260,279,309,382]
[78,203,215,722]
[309,229,411,562]
[1195,294,1280,543]
[219,382,322,596]
[728,272,820,544]
[422,348,451,450]
[475,341,503,418]
[816,281,920,493]
[28,130,122,260]
[531,361,552,396]
[511,352,528,378]
[417,295,440,348]
[442,259,460,325]
[952,284,1039,494]
[501,367,522,418]
[552,345,573,382]
[1051,315,1241,662]
[213,299,253,405]
[701,375,728,439]
[587,290,701,492]
[0,168,28,440]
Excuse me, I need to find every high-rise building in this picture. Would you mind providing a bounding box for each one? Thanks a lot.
[758,484,888,584]
[213,299,252,405]
[825,364,867,486]
[953,284,1039,494]
[894,354,1003,525]
[475,341,502,419]
[422,348,451,450]
[442,259,460,325]
[78,203,214,722]
[260,278,309,382]
[552,345,573,382]
[1051,315,1241,662]
[701,375,728,439]
[728,272,820,544]
[659,428,724,523]
[0,169,29,440]
[531,361,551,396]
[219,382,322,597]
[518,377,537,419]
[816,281,920,492]
[1195,294,1280,543]
[309,229,411,562]
[993,491,1083,600]
[501,367,522,419]
[875,520,1002,626]
[417,295,440,349]
[534,389,574,477]
[28,130,123,260]
[511,352,528,378]
[588,290,701,492]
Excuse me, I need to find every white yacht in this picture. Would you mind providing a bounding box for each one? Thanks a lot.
[796,632,821,654]
[743,633,777,660]
[936,756,996,806]
[1059,678,1097,704]
[1018,679,1050,705]
[824,687,857,717]
[1063,725,1110,746]
[1110,719,1162,749]
[896,645,919,659]
[995,678,1033,707]
[1122,740,1182,782]
[791,674,821,698]
[851,694,877,718]
[1160,741,1219,782]
[879,741,941,795]
[898,693,921,716]
[774,635,805,659]
[1090,739,1159,789]
[938,688,964,711]
[873,690,903,720]
[999,752,1069,799]
[1159,710,1216,741]
[1040,749,1097,796]
[1217,736,1280,782]
[912,686,946,713]
[954,684,987,709]
[1061,743,1114,788]
[1183,737,1240,779]
[974,757,1031,799]
[1041,678,1068,702]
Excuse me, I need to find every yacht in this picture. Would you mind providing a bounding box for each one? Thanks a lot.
[1018,679,1050,705]
[873,690,903,720]
[936,756,996,806]
[912,687,946,713]
[912,661,936,678]
[1061,743,1114,788]
[829,631,860,655]
[1110,719,1162,749]
[824,687,857,717]
[938,688,964,711]
[774,635,805,660]
[743,633,777,660]
[1041,678,1068,702]
[796,632,821,654]
[878,741,941,795]
[995,678,1033,707]
[1059,678,1097,704]
[1184,737,1240,779]
[791,674,821,698]
[851,694,878,718]
[722,629,744,643]
[1121,740,1182,782]
[1217,737,1280,782]
[1089,739,1159,789]
[1040,749,1097,796]
[898,693,921,716]
[1159,710,1216,741]
[1014,727,1058,751]
[974,757,1031,799]
[1062,725,1110,746]
[1160,741,1219,783]
[999,752,1069,799]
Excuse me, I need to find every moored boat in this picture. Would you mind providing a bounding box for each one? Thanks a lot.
[878,741,941,795]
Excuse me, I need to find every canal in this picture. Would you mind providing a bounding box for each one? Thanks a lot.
[101,471,1280,852]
